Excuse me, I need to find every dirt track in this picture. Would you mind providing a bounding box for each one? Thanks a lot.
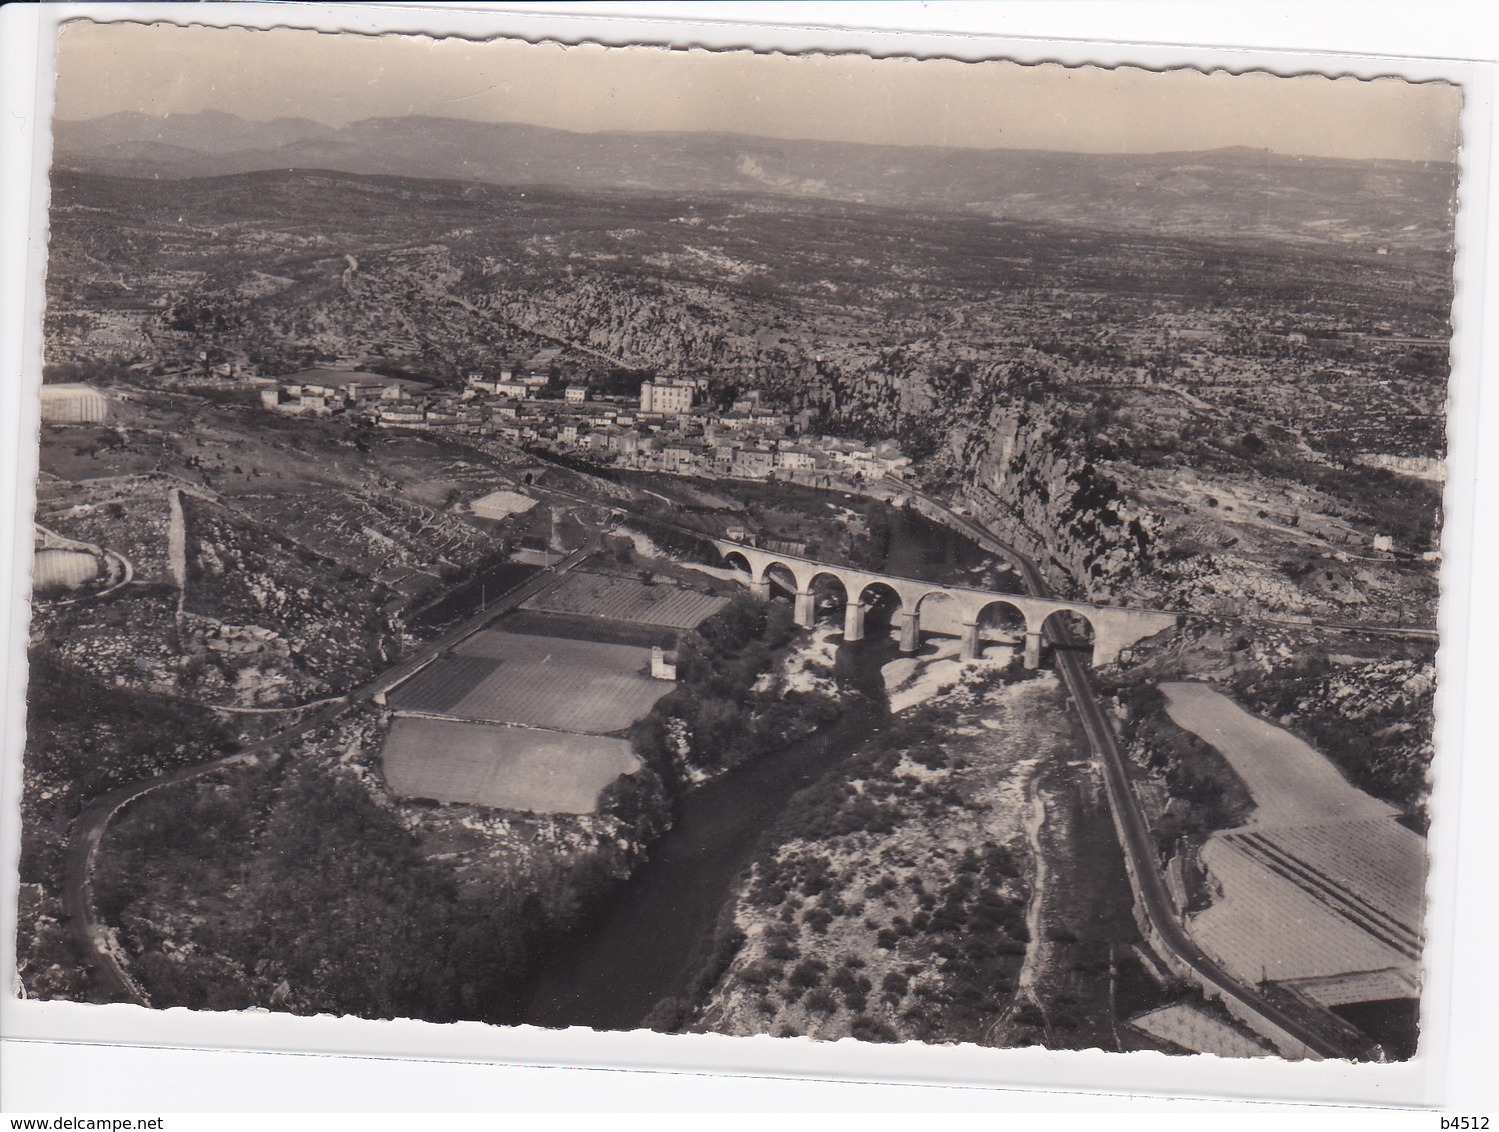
[62,527,601,1004]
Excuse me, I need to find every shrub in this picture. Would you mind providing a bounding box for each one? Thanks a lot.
[804,988,838,1014]
[738,961,778,989]
[849,1016,900,1044]
[788,958,828,989]
[765,937,797,962]
[642,996,692,1033]
[804,908,833,934]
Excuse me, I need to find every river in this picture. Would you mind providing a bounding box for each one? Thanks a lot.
[517,500,995,1031]
[519,636,894,1031]
[881,501,1009,587]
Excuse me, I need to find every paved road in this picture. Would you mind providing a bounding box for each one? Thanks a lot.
[516,467,1368,1056]
[897,484,1362,1059]
[61,528,600,1004]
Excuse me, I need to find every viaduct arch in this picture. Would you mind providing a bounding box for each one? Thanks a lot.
[711,539,1177,669]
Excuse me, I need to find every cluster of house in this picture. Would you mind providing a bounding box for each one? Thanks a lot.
[623,420,914,485]
[260,367,599,429]
[257,368,914,485]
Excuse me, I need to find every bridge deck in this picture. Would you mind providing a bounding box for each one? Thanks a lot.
[711,539,1177,617]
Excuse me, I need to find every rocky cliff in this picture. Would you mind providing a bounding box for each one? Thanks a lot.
[942,398,1162,602]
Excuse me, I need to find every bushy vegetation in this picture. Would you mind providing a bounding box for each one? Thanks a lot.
[762,708,978,841]
[629,595,838,780]
[18,655,234,897]
[93,759,588,1022]
[702,691,1040,1045]
[182,495,393,694]
[1230,652,1435,825]
[1114,683,1256,858]
[41,359,137,386]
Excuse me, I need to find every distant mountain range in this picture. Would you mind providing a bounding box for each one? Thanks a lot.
[51,111,1458,250]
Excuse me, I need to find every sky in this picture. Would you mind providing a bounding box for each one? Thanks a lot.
[51,18,1463,161]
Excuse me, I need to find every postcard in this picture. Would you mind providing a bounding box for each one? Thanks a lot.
[2,1,1492,1111]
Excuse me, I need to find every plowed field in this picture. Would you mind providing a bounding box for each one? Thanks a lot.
[382,716,639,813]
[387,628,671,733]
[1163,682,1425,999]
[521,571,727,628]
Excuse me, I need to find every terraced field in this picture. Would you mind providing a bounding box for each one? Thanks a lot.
[1191,831,1417,984]
[470,489,537,521]
[1129,1003,1272,1059]
[34,548,100,589]
[521,570,728,629]
[383,657,500,714]
[1162,682,1426,1002]
[382,716,639,814]
[386,627,671,733]
[1225,821,1424,961]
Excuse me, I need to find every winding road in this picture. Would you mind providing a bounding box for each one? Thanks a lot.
[898,483,1366,1059]
[61,527,601,1004]
[58,462,1367,1055]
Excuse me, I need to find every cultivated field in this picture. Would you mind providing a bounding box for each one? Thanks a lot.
[387,628,671,733]
[1129,1004,1271,1059]
[34,548,100,589]
[521,570,728,629]
[1190,829,1417,985]
[1228,819,1425,955]
[385,657,501,713]
[1164,682,1425,1000]
[470,489,536,521]
[382,716,639,814]
[1160,682,1395,826]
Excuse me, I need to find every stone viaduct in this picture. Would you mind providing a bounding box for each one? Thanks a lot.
[711,540,1178,668]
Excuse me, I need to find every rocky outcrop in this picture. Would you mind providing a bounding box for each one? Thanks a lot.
[948,401,1162,601]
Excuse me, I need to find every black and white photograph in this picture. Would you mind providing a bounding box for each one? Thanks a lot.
[3,2,1493,1108]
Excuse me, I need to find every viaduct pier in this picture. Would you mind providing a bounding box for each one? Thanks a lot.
[709,539,1179,668]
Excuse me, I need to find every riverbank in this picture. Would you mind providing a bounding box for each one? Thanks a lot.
[517,631,889,1030]
[690,656,1088,1045]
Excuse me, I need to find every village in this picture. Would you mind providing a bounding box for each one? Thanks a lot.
[255,365,915,486]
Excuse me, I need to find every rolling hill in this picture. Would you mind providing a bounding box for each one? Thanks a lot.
[50,111,1457,252]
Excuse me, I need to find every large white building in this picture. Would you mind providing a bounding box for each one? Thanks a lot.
[639,379,695,415]
[467,373,530,399]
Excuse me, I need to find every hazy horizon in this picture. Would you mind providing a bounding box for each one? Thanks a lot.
[53,20,1462,164]
[55,105,1462,164]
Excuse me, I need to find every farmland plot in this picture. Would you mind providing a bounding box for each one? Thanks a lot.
[521,570,728,629]
[1249,819,1425,943]
[470,489,537,521]
[383,657,501,714]
[1190,831,1418,984]
[1160,681,1394,826]
[388,628,671,733]
[382,716,639,814]
[1162,682,1425,998]
[34,548,100,590]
